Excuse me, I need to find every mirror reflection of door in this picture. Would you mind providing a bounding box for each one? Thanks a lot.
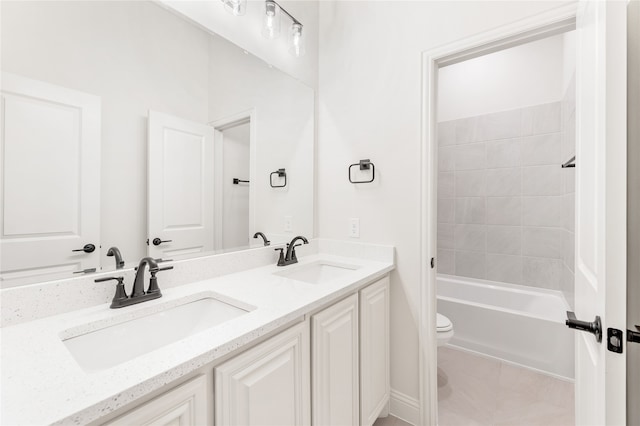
[0,72,100,285]
[147,111,215,260]
[217,119,250,252]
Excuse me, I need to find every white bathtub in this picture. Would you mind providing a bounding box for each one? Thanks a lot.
[437,274,574,379]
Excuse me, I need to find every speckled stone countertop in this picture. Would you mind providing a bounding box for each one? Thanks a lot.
[1,247,394,425]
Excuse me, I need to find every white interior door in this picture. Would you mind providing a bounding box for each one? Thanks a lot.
[147,111,214,259]
[0,72,100,283]
[574,1,627,424]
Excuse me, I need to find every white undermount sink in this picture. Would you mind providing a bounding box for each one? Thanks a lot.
[62,296,252,372]
[274,260,360,284]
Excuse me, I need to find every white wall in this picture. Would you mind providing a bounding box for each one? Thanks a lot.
[161,0,319,88]
[437,33,566,122]
[317,0,573,418]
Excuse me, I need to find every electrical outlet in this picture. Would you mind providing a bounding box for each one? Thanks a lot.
[284,216,293,232]
[349,218,360,238]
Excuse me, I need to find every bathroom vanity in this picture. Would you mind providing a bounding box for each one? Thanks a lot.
[0,240,394,425]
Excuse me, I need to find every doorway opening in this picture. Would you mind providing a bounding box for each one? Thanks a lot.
[417,5,594,425]
[212,112,256,254]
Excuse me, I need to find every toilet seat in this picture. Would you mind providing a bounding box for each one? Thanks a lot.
[437,313,453,332]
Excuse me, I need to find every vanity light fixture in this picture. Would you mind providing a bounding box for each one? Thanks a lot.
[220,0,304,57]
[222,0,246,16]
[266,1,305,57]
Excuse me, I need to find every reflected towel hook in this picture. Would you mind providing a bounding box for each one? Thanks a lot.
[561,156,576,168]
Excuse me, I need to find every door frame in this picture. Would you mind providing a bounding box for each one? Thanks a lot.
[418,4,578,424]
[210,108,257,251]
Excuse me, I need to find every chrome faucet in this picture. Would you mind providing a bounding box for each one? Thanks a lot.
[106,246,125,269]
[275,236,309,266]
[253,232,270,246]
[95,256,173,309]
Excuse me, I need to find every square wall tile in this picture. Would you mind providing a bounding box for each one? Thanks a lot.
[520,133,561,166]
[486,197,521,226]
[476,109,521,141]
[563,193,575,232]
[486,168,521,196]
[438,172,454,198]
[438,121,456,146]
[486,138,521,169]
[455,143,486,171]
[455,197,485,224]
[454,224,486,252]
[487,254,522,284]
[522,227,564,259]
[455,250,486,279]
[456,170,486,197]
[439,146,456,172]
[437,249,455,275]
[522,257,564,290]
[522,165,563,196]
[438,198,455,224]
[522,196,563,227]
[438,223,455,249]
[531,102,561,135]
[563,230,575,273]
[486,226,521,255]
[454,117,477,144]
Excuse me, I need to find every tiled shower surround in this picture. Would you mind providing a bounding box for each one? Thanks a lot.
[437,86,576,306]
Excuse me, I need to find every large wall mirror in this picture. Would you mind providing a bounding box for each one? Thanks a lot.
[0,0,314,288]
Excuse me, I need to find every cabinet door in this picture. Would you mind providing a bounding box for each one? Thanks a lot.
[215,321,310,426]
[311,293,359,426]
[104,375,207,426]
[360,276,390,426]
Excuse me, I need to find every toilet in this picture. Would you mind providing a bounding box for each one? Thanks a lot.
[437,313,454,346]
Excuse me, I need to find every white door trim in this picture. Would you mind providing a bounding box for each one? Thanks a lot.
[209,109,257,250]
[418,4,578,424]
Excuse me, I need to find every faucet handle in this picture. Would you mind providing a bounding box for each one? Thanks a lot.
[95,276,123,283]
[95,276,128,307]
[291,243,304,261]
[274,248,285,266]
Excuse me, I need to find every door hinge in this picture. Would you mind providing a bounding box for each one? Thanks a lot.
[430,258,435,269]
[607,328,624,353]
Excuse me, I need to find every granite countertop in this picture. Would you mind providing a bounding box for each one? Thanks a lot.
[1,252,394,425]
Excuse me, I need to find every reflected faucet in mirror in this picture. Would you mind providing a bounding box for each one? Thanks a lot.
[253,232,270,246]
[106,247,125,269]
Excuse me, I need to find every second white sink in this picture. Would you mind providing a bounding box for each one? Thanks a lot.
[274,261,360,284]
[63,296,252,372]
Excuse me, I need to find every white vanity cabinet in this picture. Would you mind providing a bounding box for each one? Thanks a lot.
[311,275,390,426]
[359,276,390,426]
[103,375,208,426]
[214,321,311,426]
[311,293,360,425]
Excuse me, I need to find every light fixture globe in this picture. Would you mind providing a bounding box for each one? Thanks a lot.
[288,22,305,57]
[262,0,281,39]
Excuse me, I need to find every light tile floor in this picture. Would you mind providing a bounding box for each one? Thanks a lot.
[373,415,413,426]
[438,346,574,426]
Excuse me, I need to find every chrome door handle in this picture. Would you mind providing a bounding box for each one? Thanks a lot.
[566,311,602,343]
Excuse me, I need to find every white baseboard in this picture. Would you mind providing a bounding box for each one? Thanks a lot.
[389,388,420,425]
